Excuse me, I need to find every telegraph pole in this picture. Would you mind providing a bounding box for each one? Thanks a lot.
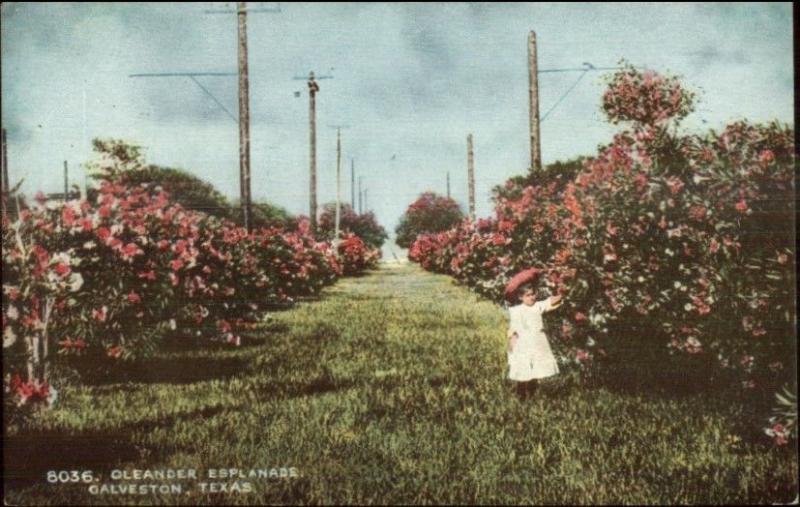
[329,124,350,242]
[350,158,355,210]
[358,176,362,214]
[308,73,319,231]
[293,70,332,233]
[446,171,450,199]
[1,128,8,222]
[335,128,342,241]
[205,2,281,232]
[528,31,542,172]
[236,2,253,232]
[63,161,69,201]
[467,133,475,221]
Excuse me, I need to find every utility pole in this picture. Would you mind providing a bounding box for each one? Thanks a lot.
[237,1,252,232]
[528,31,542,172]
[1,128,8,222]
[329,124,350,242]
[335,128,342,241]
[293,70,332,232]
[350,158,355,210]
[364,188,368,213]
[63,161,69,201]
[358,176,362,214]
[467,133,475,221]
[446,171,450,199]
[308,73,319,232]
[205,2,281,232]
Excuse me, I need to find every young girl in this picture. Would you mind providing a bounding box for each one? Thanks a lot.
[506,270,562,398]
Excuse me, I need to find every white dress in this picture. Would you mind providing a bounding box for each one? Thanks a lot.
[507,300,559,381]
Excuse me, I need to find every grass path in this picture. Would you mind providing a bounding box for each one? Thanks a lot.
[5,262,798,505]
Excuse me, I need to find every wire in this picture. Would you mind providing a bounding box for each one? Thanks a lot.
[541,69,590,122]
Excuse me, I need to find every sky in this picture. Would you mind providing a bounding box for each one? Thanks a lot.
[1,2,794,257]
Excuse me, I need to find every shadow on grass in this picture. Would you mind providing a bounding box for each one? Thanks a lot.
[3,429,138,490]
[68,354,250,386]
[4,405,233,491]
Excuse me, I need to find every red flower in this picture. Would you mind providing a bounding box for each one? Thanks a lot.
[127,291,141,304]
[107,346,123,359]
[53,262,71,276]
[170,259,185,271]
[96,227,111,241]
[759,149,775,164]
[61,206,76,227]
[138,270,156,281]
[735,199,748,212]
[92,306,107,322]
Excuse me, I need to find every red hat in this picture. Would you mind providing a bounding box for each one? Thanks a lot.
[504,268,541,301]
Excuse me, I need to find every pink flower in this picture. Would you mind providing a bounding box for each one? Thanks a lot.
[92,306,107,322]
[121,243,143,260]
[61,206,76,227]
[759,150,775,164]
[53,262,71,276]
[735,199,748,212]
[138,270,156,281]
[666,177,684,195]
[170,259,185,271]
[96,227,111,241]
[127,291,141,304]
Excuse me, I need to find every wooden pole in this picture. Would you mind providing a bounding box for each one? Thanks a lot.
[358,176,362,214]
[335,128,341,241]
[446,171,450,199]
[351,158,355,210]
[63,161,69,201]
[528,31,542,171]
[1,128,8,222]
[467,133,475,220]
[309,72,319,232]
[237,2,252,232]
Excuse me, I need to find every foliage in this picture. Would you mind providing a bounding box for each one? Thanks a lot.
[395,192,464,248]
[336,233,381,275]
[317,202,388,250]
[3,140,380,421]
[251,201,297,230]
[410,65,796,437]
[4,264,797,505]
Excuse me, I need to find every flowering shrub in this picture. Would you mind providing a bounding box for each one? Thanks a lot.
[2,140,389,421]
[336,233,381,275]
[2,184,341,370]
[411,65,796,424]
[318,203,388,249]
[396,192,464,248]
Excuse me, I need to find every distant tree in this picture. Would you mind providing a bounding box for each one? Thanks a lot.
[318,202,388,249]
[250,201,297,230]
[87,138,293,228]
[395,192,464,248]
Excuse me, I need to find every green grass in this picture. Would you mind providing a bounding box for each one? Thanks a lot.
[4,263,798,505]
